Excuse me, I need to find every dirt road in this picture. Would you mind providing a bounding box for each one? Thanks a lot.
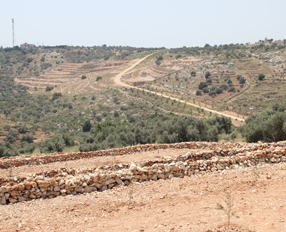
[113,54,245,122]
[113,53,155,87]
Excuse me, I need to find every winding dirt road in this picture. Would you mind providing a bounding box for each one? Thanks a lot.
[113,54,245,122]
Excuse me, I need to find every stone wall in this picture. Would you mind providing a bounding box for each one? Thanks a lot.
[1,141,286,205]
[1,141,286,169]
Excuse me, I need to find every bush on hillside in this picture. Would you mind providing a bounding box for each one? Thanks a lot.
[242,110,286,142]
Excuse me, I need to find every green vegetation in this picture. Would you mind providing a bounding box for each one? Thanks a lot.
[243,110,286,142]
[78,115,232,152]
[216,189,239,230]
[0,142,18,157]
[258,74,265,81]
[199,82,208,90]
[46,86,54,91]
[1,41,286,157]
[155,55,163,66]
[205,71,211,79]
[96,76,102,81]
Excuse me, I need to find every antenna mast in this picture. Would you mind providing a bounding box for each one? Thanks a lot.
[12,19,14,47]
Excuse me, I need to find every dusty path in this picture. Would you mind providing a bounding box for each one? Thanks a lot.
[113,53,155,87]
[113,54,245,122]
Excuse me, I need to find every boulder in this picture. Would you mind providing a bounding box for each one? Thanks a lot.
[0,196,6,205]
[129,163,137,171]
[105,179,116,185]
[84,186,95,193]
[36,180,50,188]
[115,178,124,185]
[18,196,26,202]
[9,198,17,203]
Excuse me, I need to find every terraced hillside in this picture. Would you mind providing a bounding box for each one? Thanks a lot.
[1,141,286,231]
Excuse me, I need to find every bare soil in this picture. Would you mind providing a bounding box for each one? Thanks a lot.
[1,149,286,232]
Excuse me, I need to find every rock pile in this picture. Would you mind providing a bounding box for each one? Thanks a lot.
[1,142,286,205]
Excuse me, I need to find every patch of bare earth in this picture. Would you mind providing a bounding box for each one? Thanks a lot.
[1,148,286,231]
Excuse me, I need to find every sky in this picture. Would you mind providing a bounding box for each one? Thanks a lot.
[1,0,286,48]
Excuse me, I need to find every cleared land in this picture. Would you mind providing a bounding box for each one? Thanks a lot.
[0,145,286,232]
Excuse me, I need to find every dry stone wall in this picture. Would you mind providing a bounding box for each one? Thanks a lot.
[1,141,286,169]
[1,141,286,205]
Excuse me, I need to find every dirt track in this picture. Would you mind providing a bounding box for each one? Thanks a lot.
[112,54,245,123]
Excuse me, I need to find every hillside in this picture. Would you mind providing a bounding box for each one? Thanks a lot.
[1,41,286,232]
[1,41,286,155]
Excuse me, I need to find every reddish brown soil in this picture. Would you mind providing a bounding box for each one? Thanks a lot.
[1,149,286,231]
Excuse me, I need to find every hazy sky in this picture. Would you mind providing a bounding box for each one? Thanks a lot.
[1,0,286,48]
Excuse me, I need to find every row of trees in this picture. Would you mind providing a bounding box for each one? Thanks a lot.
[78,116,232,152]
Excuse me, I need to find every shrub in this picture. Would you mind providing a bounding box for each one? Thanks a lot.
[120,105,128,111]
[230,131,238,140]
[205,71,211,79]
[18,125,28,134]
[62,134,75,146]
[40,136,65,153]
[113,96,118,103]
[202,87,209,93]
[209,91,216,97]
[3,124,10,131]
[21,141,35,153]
[0,143,18,157]
[45,86,54,92]
[52,92,62,101]
[196,90,202,96]
[199,82,208,90]
[96,76,102,81]
[175,54,182,59]
[216,88,223,94]
[239,77,246,84]
[243,110,286,142]
[81,75,87,80]
[40,62,52,69]
[96,115,102,122]
[82,120,92,132]
[20,134,34,143]
[258,74,265,81]
[228,87,236,92]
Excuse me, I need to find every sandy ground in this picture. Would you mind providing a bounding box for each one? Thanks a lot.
[1,150,286,231]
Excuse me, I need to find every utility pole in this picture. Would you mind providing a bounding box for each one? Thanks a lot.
[12,19,14,47]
